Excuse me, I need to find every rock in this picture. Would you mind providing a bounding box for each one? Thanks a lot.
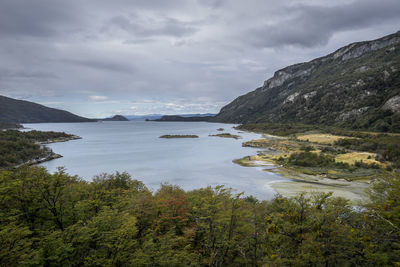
[382,95,400,114]
[284,92,300,104]
[337,107,370,121]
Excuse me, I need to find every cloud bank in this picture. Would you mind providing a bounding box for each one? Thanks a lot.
[0,0,399,117]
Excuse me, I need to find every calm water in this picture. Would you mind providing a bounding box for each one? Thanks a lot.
[24,121,287,199]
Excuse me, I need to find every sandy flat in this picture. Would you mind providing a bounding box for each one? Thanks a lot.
[269,177,369,203]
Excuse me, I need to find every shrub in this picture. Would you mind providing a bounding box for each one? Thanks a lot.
[288,152,335,167]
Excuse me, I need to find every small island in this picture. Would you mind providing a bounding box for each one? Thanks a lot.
[159,134,199,138]
[153,115,214,122]
[98,115,129,121]
[209,133,241,139]
[217,128,224,131]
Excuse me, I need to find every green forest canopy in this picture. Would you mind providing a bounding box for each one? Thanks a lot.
[0,166,399,266]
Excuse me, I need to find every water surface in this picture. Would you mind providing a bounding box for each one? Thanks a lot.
[24,121,287,199]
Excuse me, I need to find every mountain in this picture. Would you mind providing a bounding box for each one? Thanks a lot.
[177,113,216,118]
[212,31,400,132]
[124,113,216,121]
[152,115,214,122]
[124,114,163,121]
[100,115,129,121]
[0,95,94,123]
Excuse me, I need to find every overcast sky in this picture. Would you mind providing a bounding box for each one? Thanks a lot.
[0,0,399,118]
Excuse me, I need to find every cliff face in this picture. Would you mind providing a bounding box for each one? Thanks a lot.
[213,31,400,132]
[0,95,94,123]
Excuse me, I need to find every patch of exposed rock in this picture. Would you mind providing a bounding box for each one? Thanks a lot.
[382,96,400,114]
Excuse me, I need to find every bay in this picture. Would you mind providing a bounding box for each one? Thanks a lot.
[24,121,287,199]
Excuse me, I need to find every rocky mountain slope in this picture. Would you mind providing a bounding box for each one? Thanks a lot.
[212,31,400,132]
[0,95,94,123]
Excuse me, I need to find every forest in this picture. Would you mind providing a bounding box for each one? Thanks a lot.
[0,166,399,266]
[0,130,78,168]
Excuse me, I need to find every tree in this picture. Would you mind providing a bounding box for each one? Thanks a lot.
[362,173,400,265]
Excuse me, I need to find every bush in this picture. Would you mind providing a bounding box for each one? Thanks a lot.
[288,152,335,167]
[300,144,314,152]
[354,160,380,169]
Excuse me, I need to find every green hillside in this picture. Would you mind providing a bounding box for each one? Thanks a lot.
[0,95,94,123]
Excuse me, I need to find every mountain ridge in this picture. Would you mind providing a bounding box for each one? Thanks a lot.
[212,31,400,132]
[152,115,214,122]
[99,115,129,121]
[0,95,94,123]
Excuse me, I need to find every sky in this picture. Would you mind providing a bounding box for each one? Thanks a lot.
[0,0,399,118]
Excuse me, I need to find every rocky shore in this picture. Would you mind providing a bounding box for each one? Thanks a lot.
[38,135,82,144]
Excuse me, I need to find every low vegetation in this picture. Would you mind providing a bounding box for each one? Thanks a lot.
[334,134,400,169]
[159,134,199,138]
[209,133,241,139]
[286,151,337,167]
[235,123,400,188]
[336,152,382,167]
[296,133,351,145]
[243,138,299,151]
[237,123,321,136]
[0,166,399,266]
[239,123,400,171]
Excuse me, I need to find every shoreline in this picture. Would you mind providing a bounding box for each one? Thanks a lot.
[267,166,369,203]
[237,155,370,202]
[37,135,82,144]
[17,135,82,168]
[234,131,379,202]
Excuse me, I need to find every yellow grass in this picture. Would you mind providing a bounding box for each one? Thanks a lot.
[251,154,280,161]
[296,134,350,145]
[335,152,382,166]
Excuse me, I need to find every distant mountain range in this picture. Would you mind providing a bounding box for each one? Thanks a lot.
[0,95,94,123]
[98,115,129,121]
[152,115,215,122]
[124,114,163,121]
[124,113,216,121]
[0,95,217,124]
[212,31,400,132]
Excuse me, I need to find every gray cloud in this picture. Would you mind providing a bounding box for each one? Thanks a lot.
[0,0,399,117]
[0,0,80,38]
[248,0,400,47]
[0,69,58,80]
[103,14,199,39]
[63,58,135,74]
